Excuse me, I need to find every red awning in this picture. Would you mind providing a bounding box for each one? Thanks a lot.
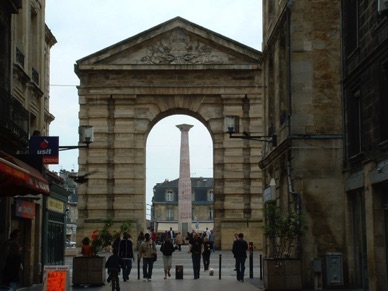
[0,151,50,196]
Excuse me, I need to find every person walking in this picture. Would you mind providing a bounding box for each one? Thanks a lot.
[202,237,211,271]
[209,230,215,252]
[174,232,184,251]
[169,227,175,244]
[1,230,22,291]
[137,231,145,251]
[111,235,121,254]
[160,235,175,279]
[205,227,211,238]
[105,249,124,290]
[119,232,134,282]
[189,232,203,279]
[232,233,248,282]
[138,233,157,281]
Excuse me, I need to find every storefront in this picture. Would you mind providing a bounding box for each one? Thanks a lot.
[43,186,69,266]
[0,150,50,286]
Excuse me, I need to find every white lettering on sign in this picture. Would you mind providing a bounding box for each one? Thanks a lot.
[37,149,52,155]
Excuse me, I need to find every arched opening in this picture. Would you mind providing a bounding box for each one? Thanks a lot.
[146,114,213,239]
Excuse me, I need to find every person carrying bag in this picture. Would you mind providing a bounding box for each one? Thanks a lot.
[160,235,175,279]
[138,233,157,281]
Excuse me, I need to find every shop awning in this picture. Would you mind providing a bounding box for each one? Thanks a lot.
[0,151,50,196]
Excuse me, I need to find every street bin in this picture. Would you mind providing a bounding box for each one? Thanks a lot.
[176,265,183,279]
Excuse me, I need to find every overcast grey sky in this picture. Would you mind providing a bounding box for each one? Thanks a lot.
[45,0,262,216]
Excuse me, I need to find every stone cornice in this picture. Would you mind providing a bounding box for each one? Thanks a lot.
[76,64,261,72]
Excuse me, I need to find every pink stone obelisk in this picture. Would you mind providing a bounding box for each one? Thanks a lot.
[176,124,193,235]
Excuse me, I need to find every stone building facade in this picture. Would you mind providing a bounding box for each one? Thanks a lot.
[342,1,388,290]
[260,0,388,289]
[75,17,265,250]
[259,0,344,289]
[0,0,60,287]
[151,177,214,236]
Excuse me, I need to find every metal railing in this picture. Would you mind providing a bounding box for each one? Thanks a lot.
[0,86,29,143]
[32,67,39,85]
[16,47,25,68]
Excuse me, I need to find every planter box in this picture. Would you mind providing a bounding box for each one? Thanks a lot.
[72,256,106,286]
[264,258,302,290]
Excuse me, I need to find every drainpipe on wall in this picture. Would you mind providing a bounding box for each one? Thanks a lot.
[287,160,302,259]
[286,4,292,137]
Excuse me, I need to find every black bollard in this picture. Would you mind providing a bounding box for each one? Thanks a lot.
[137,257,140,280]
[260,254,263,280]
[219,254,222,279]
[249,242,253,278]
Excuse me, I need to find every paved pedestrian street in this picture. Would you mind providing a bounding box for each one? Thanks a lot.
[18,245,264,290]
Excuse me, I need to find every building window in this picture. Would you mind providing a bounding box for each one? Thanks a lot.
[347,88,362,157]
[209,207,213,220]
[192,191,195,202]
[165,190,174,202]
[166,208,173,220]
[350,190,368,288]
[343,0,359,55]
[380,61,388,141]
[207,189,213,201]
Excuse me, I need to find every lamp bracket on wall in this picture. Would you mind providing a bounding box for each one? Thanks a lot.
[58,125,94,151]
[227,128,277,147]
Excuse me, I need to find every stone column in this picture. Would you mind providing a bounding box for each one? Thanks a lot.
[176,124,193,235]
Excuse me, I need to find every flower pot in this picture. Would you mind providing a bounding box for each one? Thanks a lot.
[72,256,106,286]
[263,258,302,290]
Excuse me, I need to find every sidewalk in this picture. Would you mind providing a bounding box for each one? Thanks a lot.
[18,246,264,290]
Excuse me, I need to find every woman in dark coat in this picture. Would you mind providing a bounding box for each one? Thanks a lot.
[160,235,175,279]
[202,236,211,271]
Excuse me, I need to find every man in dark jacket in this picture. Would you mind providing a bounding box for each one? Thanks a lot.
[105,249,124,286]
[119,232,134,282]
[232,233,248,282]
[189,232,203,279]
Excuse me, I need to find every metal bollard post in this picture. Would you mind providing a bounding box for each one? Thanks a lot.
[249,242,253,278]
[260,254,263,280]
[137,257,140,280]
[219,254,222,279]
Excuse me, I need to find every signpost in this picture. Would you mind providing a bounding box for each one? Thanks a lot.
[29,136,59,164]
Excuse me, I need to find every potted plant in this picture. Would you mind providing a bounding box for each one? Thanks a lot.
[73,218,132,287]
[262,200,305,290]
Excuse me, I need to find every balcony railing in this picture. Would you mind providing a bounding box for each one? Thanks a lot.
[16,47,25,68]
[0,86,29,143]
[32,67,39,85]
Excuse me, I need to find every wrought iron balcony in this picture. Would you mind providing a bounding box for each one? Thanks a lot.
[32,67,39,85]
[0,86,29,144]
[16,47,25,68]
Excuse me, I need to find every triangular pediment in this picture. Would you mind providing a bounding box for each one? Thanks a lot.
[77,17,261,67]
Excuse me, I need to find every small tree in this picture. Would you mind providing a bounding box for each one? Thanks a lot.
[263,200,305,258]
[91,217,132,254]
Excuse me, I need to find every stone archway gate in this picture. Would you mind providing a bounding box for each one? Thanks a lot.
[75,17,264,250]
